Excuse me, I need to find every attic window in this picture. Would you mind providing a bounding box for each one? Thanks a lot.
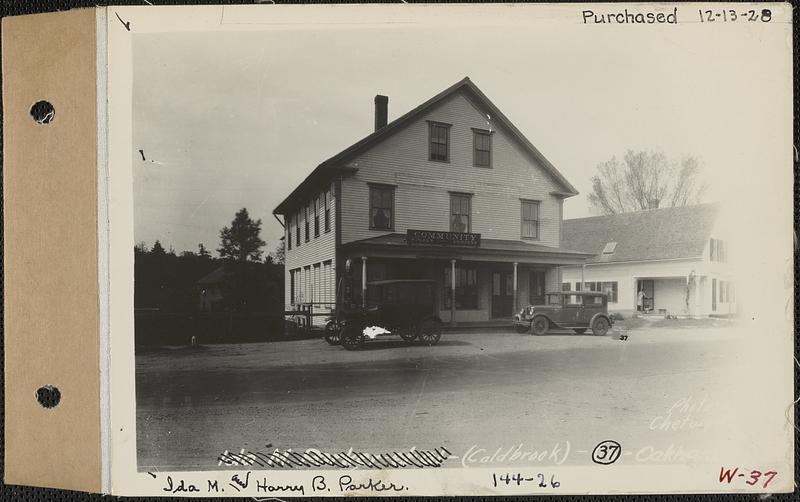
[602,242,617,254]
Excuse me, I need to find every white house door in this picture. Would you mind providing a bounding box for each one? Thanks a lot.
[637,279,654,312]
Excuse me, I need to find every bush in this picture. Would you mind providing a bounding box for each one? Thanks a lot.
[611,312,625,321]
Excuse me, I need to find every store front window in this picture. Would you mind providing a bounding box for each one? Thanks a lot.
[444,265,478,309]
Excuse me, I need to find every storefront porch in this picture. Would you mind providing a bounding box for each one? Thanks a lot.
[339,232,592,324]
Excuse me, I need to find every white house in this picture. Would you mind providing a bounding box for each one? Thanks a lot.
[560,203,736,318]
[273,77,592,326]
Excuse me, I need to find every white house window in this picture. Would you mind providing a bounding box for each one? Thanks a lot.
[369,184,394,230]
[602,241,617,254]
[429,122,450,162]
[602,282,618,303]
[562,282,571,291]
[521,200,540,239]
[473,129,491,167]
[583,281,601,292]
[579,281,618,302]
[710,238,727,262]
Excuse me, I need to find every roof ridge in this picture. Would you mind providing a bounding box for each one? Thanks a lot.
[565,202,717,223]
[274,77,577,214]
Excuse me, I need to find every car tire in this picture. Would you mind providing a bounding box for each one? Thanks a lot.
[531,316,549,336]
[340,324,363,351]
[324,320,341,345]
[399,327,418,343]
[515,324,530,334]
[573,328,587,335]
[591,317,610,336]
[417,319,442,346]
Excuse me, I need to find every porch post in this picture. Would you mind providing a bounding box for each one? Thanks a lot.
[694,276,702,318]
[361,256,367,307]
[512,262,518,314]
[450,259,456,326]
[580,263,586,290]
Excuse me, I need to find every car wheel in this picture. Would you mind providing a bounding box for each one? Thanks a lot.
[399,327,418,343]
[591,317,610,336]
[418,319,442,346]
[515,323,530,334]
[340,324,363,350]
[531,316,549,336]
[324,320,341,345]
[573,328,587,335]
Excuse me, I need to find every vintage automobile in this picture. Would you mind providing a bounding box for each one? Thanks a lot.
[338,279,444,350]
[512,291,614,336]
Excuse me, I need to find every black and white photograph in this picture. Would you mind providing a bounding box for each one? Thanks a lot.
[113,3,793,495]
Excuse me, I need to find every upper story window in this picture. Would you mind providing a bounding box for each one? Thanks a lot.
[428,121,451,162]
[521,200,540,239]
[324,188,331,233]
[295,209,301,247]
[304,203,310,242]
[313,195,320,237]
[450,193,471,233]
[710,238,727,262]
[473,129,492,167]
[287,215,293,250]
[369,184,394,230]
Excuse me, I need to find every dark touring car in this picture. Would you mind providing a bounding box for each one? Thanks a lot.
[337,279,444,350]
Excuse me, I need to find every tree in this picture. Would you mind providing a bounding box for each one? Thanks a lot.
[587,150,708,215]
[270,239,285,265]
[198,243,212,259]
[217,208,266,263]
[151,240,166,255]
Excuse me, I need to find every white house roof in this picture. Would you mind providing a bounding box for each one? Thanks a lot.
[562,203,719,263]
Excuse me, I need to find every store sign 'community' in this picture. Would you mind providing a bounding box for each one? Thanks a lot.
[406,229,482,247]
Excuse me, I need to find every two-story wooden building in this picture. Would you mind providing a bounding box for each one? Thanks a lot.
[274,77,591,326]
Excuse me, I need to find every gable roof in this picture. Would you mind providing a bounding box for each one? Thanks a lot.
[197,266,228,285]
[561,203,719,264]
[273,77,578,215]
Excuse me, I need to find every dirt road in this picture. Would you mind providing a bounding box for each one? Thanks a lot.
[136,325,744,471]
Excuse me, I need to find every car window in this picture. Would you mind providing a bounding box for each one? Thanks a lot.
[564,294,583,306]
[588,296,603,305]
[546,294,562,305]
[383,285,396,303]
[367,286,381,304]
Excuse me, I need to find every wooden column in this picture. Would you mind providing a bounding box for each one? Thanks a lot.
[361,256,367,307]
[513,262,518,314]
[450,259,456,326]
[580,263,586,290]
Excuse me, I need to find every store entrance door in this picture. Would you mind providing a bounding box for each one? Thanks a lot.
[492,271,514,318]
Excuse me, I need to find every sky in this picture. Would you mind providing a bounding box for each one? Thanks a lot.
[132,19,781,257]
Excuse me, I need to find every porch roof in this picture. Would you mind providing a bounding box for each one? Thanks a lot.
[340,233,593,264]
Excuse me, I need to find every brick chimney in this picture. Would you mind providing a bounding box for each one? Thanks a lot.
[374,95,388,131]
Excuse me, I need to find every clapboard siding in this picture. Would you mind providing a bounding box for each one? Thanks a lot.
[284,183,336,310]
[340,91,564,246]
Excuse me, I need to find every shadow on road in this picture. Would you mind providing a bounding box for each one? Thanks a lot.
[342,339,473,351]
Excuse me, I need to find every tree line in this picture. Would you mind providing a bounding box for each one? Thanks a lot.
[135,208,285,314]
